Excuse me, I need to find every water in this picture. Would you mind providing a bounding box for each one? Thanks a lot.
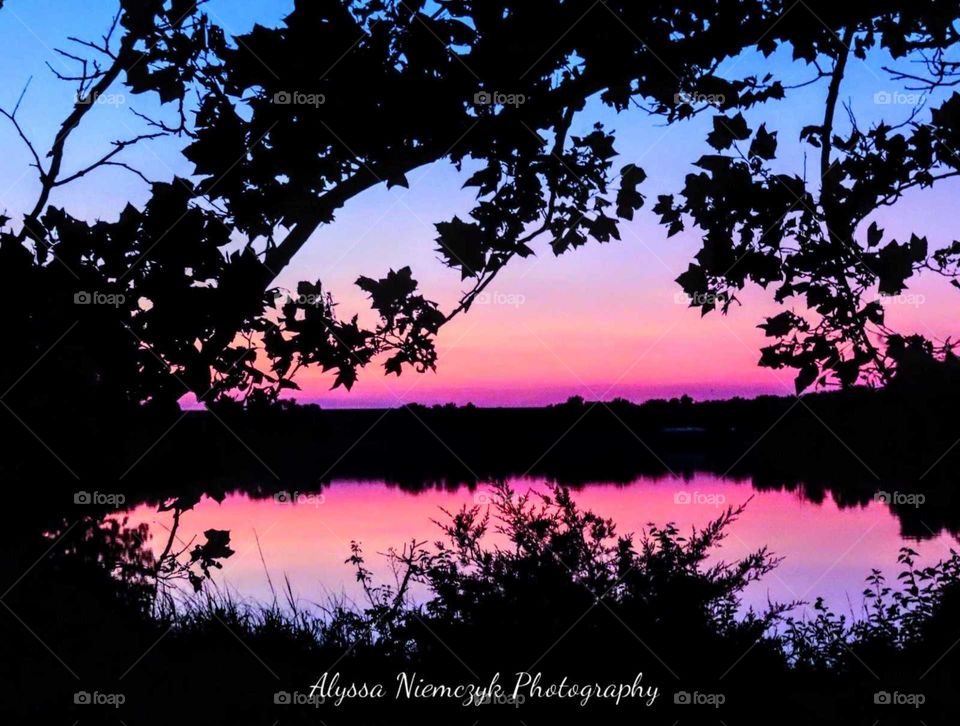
[120,474,958,618]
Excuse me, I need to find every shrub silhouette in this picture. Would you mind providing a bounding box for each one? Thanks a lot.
[7,484,960,723]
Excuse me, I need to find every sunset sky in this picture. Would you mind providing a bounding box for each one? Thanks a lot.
[1,0,957,407]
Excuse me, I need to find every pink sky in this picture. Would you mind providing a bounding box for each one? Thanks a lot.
[261,163,959,408]
[2,1,957,408]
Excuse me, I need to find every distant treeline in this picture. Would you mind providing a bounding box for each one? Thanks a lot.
[4,377,958,538]
[8,384,959,486]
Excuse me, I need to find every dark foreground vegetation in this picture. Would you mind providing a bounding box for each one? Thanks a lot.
[3,483,959,724]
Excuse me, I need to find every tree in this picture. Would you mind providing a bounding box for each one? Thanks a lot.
[1,0,958,422]
[662,14,960,392]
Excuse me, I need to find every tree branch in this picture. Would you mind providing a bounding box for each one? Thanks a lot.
[53,132,165,187]
[16,32,137,251]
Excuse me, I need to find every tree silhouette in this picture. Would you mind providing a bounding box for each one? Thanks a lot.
[1,0,958,416]
[662,18,960,391]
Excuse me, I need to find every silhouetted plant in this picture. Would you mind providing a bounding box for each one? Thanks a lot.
[8,482,960,721]
[784,546,960,671]
[333,481,792,677]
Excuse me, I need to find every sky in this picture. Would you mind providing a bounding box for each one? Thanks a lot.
[0,0,957,407]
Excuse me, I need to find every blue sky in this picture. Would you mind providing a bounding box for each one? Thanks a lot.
[1,0,956,406]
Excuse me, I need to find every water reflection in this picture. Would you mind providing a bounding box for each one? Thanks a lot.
[120,474,958,617]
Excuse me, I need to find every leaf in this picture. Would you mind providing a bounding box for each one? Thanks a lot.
[384,353,405,376]
[909,233,928,258]
[749,124,778,160]
[462,164,501,196]
[588,215,620,242]
[386,172,409,189]
[676,264,707,296]
[619,162,646,187]
[552,228,586,254]
[616,163,646,220]
[434,217,485,278]
[706,113,751,151]
[834,359,860,387]
[799,125,823,148]
[795,363,819,393]
[758,311,799,338]
[356,267,419,315]
[874,240,919,295]
[200,529,235,560]
[863,301,885,325]
[333,366,358,390]
[694,155,733,174]
[772,174,806,200]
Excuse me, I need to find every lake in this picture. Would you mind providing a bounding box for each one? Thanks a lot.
[120,473,958,618]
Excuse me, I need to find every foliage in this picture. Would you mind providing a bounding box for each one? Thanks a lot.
[1,1,958,415]
[9,482,960,721]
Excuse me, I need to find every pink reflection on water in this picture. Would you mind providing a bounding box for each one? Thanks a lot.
[122,476,958,617]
